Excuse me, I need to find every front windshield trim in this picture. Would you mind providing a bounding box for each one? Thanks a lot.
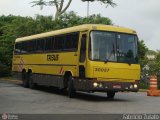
[88,30,138,64]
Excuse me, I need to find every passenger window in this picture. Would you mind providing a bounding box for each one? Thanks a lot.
[15,43,21,54]
[64,33,79,51]
[72,33,79,49]
[36,39,44,52]
[65,34,72,50]
[28,41,35,53]
[55,36,65,51]
[45,37,53,51]
[21,42,28,53]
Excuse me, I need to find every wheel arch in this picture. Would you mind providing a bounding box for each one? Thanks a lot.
[22,69,26,73]
[64,71,73,77]
[27,69,32,74]
[63,71,73,89]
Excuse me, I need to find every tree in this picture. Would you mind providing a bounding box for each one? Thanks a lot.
[138,40,149,82]
[31,0,116,19]
[81,14,112,24]
[147,50,156,55]
[81,0,116,7]
[57,11,113,29]
[0,13,113,76]
[148,51,160,76]
[31,0,72,19]
[138,40,148,67]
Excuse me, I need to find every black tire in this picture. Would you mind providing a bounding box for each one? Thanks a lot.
[107,91,115,99]
[68,76,75,98]
[22,72,29,88]
[28,73,36,89]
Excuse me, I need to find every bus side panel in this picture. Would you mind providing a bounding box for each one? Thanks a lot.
[12,51,79,88]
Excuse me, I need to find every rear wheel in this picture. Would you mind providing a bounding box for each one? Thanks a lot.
[28,72,36,89]
[68,75,75,98]
[107,91,115,99]
[22,72,29,88]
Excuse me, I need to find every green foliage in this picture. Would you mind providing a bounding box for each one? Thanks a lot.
[82,0,117,7]
[58,12,113,28]
[139,82,149,89]
[1,13,152,77]
[138,40,148,69]
[31,0,72,19]
[138,40,148,61]
[148,51,160,75]
[81,14,112,25]
[0,12,112,77]
[147,50,156,55]
[139,81,160,90]
[31,0,116,19]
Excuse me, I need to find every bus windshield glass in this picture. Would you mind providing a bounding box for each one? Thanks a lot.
[89,31,138,64]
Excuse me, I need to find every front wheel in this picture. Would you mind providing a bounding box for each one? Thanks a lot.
[107,91,115,99]
[22,72,29,88]
[68,76,75,98]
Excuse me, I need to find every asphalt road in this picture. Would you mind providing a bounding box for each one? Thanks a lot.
[0,79,160,114]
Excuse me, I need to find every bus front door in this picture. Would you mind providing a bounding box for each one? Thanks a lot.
[79,33,87,79]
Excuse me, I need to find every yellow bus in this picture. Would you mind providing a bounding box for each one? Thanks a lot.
[12,24,140,98]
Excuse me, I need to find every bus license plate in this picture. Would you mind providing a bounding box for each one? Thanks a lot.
[113,85,121,89]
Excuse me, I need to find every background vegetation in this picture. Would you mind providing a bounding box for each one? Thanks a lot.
[0,11,149,77]
[0,12,113,76]
[0,12,159,91]
[31,0,116,19]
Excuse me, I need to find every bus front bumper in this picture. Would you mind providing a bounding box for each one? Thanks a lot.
[74,79,139,92]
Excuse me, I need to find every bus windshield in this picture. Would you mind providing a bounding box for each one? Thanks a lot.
[89,31,138,64]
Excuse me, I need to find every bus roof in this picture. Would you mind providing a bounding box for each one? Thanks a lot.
[15,24,137,42]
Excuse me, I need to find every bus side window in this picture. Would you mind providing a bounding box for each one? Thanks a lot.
[64,32,79,51]
[36,39,44,52]
[28,41,34,53]
[65,34,72,50]
[54,35,65,51]
[45,37,53,51]
[51,37,55,51]
[54,36,59,51]
[15,43,21,54]
[72,33,79,50]
[21,42,28,53]
[33,40,37,52]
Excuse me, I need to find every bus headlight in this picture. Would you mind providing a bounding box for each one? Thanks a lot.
[134,84,138,88]
[93,82,98,87]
